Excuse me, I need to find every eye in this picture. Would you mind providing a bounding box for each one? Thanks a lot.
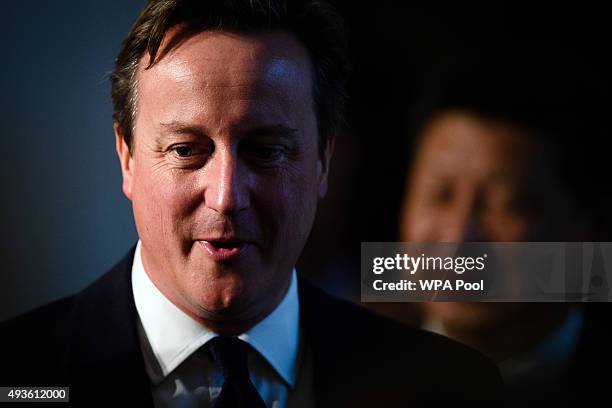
[242,143,290,165]
[251,146,285,160]
[167,143,212,167]
[173,145,194,157]
[487,190,534,215]
[429,185,453,206]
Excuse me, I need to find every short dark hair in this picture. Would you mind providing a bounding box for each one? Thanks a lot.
[111,0,349,155]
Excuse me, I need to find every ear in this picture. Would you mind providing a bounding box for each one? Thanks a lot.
[114,123,134,201]
[317,138,335,199]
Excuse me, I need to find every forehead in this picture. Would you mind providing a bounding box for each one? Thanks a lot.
[414,110,546,179]
[135,29,314,129]
[147,28,311,82]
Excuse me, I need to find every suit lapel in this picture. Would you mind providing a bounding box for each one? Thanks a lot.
[298,277,360,407]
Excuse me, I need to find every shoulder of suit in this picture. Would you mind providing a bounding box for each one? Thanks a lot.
[0,294,77,342]
[297,277,502,395]
[0,294,77,385]
[298,276,476,350]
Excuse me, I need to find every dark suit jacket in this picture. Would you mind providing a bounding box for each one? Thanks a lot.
[564,305,611,389]
[544,305,612,407]
[0,248,502,406]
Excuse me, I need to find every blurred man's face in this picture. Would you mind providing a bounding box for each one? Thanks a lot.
[400,110,577,327]
[116,30,331,330]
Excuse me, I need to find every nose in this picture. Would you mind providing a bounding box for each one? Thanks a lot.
[440,193,488,242]
[204,147,250,215]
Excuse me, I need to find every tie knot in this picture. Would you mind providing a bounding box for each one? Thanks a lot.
[208,336,250,380]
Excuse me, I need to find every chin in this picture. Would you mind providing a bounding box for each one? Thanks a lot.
[190,277,254,318]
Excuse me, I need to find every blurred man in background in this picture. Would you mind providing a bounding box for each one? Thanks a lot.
[398,57,610,404]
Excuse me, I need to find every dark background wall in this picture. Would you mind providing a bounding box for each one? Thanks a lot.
[1,0,610,320]
[1,1,146,321]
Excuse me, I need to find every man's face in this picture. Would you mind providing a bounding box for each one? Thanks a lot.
[400,110,575,243]
[400,110,579,328]
[116,30,330,329]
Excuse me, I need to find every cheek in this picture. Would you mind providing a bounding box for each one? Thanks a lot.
[131,164,198,240]
[258,160,320,243]
[401,201,438,241]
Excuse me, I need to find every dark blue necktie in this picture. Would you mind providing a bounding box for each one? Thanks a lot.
[208,336,267,408]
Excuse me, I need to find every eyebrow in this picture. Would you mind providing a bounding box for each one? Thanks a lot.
[158,121,298,140]
[158,121,207,137]
[244,125,299,139]
[422,165,522,186]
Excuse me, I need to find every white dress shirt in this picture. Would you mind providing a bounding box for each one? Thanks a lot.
[131,241,313,407]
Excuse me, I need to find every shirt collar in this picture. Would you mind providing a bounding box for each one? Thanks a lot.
[131,240,300,387]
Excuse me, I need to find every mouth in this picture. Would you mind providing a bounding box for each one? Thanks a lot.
[197,239,252,261]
